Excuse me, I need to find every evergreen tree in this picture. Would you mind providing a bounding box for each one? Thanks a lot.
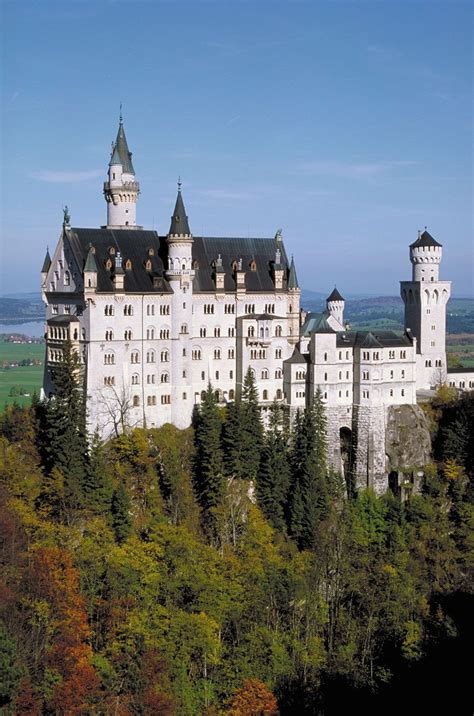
[240,368,264,482]
[36,339,89,512]
[222,397,246,479]
[288,391,329,549]
[257,401,291,530]
[193,384,225,529]
[83,432,114,514]
[111,481,132,543]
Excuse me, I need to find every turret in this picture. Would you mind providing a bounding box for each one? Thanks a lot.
[287,256,301,344]
[41,248,51,288]
[113,251,125,291]
[272,247,285,290]
[103,113,140,229]
[83,244,98,292]
[214,254,225,291]
[409,229,442,282]
[166,183,194,279]
[326,286,345,326]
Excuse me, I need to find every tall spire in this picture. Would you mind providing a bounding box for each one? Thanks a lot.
[169,182,191,235]
[109,113,135,174]
[288,255,299,289]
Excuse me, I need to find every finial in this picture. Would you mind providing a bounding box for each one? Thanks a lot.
[177,176,182,192]
[424,225,427,231]
[119,102,123,124]
[275,228,282,242]
[63,205,70,226]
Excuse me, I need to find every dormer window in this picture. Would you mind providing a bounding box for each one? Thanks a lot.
[145,259,152,271]
[193,260,199,269]
[125,259,132,270]
[109,247,116,256]
[250,260,257,271]
[231,260,238,272]
[148,247,155,256]
[105,258,113,270]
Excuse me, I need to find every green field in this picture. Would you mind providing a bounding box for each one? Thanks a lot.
[0,340,45,410]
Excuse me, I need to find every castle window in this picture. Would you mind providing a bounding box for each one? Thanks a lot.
[275,369,282,379]
[64,305,71,315]
[276,389,282,399]
[161,372,169,383]
[228,349,235,359]
[182,370,186,378]
[159,305,170,315]
[145,259,152,271]
[390,389,393,397]
[401,370,405,379]
[104,304,114,316]
[160,329,170,340]
[324,392,327,400]
[339,371,342,379]
[275,325,282,337]
[215,371,219,380]
[147,305,155,316]
[104,376,115,386]
[250,260,257,271]
[275,348,282,359]
[124,304,133,316]
[52,305,58,314]
[160,350,169,362]
[104,352,115,365]
[363,390,369,399]
[338,391,341,398]
[147,396,157,406]
[131,351,140,364]
[201,371,205,380]
[214,327,220,337]
[362,371,369,380]
[229,389,235,400]
[124,329,132,340]
[400,350,406,359]
[324,372,328,381]
[182,392,187,400]
[430,341,435,347]
[105,259,113,271]
[229,370,233,379]
[192,349,202,360]
[64,271,70,286]
[214,349,221,360]
[125,259,132,270]
[132,374,140,385]
[228,327,235,337]
[261,369,269,380]
[324,352,328,362]
[147,328,155,340]
[146,350,155,363]
[389,350,395,359]
[390,370,394,379]
[263,390,268,400]
[339,351,342,360]
[200,327,207,338]
[105,330,114,341]
[133,395,140,407]
[401,388,405,397]
[248,326,255,338]
[147,374,156,384]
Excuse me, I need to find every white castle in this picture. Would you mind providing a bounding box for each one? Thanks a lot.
[41,118,474,495]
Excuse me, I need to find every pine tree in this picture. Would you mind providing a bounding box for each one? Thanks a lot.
[111,481,132,543]
[288,391,329,549]
[257,401,291,530]
[83,432,114,514]
[36,339,89,513]
[222,397,246,479]
[240,368,264,482]
[193,384,225,529]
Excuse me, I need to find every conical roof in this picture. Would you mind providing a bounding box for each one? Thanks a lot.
[169,188,191,235]
[288,256,299,289]
[410,229,442,249]
[41,248,51,273]
[327,286,344,302]
[109,119,135,174]
[84,245,98,273]
[360,332,382,348]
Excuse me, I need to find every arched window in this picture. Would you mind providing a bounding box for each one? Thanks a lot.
[229,389,235,400]
[146,350,155,363]
[125,259,132,270]
[261,369,268,379]
[275,369,282,379]
[214,349,221,360]
[131,351,140,364]
[276,389,282,400]
[275,325,282,337]
[248,326,255,337]
[124,329,132,340]
[181,324,188,334]
[161,372,169,383]
[275,348,282,359]
[64,271,70,286]
[262,390,268,400]
[105,330,113,341]
[147,328,155,340]
[161,350,169,362]
[145,259,152,271]
[104,352,115,365]
[133,395,140,407]
[131,373,140,385]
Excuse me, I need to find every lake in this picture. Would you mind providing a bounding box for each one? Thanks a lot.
[0,321,44,338]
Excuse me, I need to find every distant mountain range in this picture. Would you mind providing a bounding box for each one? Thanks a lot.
[1,292,473,334]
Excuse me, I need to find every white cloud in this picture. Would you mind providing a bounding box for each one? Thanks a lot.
[30,170,102,183]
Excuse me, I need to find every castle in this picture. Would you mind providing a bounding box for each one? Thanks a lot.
[41,117,474,495]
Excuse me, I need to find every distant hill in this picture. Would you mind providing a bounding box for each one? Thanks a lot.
[0,295,44,323]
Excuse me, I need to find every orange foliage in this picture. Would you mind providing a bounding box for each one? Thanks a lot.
[226,678,279,716]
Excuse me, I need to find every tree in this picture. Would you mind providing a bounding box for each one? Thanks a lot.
[111,481,132,543]
[288,392,329,549]
[96,382,139,437]
[257,401,291,531]
[226,678,279,715]
[240,368,264,482]
[223,398,246,479]
[35,339,88,513]
[82,432,114,514]
[193,384,225,533]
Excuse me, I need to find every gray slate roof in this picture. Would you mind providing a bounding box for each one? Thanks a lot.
[109,120,135,174]
[288,256,299,289]
[41,249,52,273]
[410,230,442,249]
[301,312,335,335]
[327,287,344,302]
[286,347,310,364]
[169,190,190,235]
[336,330,414,348]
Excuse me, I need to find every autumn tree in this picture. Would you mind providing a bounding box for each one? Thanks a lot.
[226,678,279,715]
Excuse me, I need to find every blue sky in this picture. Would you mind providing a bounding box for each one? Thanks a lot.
[1,0,472,296]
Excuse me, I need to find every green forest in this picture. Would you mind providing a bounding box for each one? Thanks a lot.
[0,343,473,715]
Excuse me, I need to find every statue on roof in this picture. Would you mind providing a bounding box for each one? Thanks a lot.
[63,205,70,226]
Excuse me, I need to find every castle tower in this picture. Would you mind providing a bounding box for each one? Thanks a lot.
[400,230,451,389]
[166,183,195,427]
[326,286,345,327]
[103,114,140,229]
[287,256,301,344]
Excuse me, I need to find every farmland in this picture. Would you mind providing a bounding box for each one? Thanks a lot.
[0,339,44,410]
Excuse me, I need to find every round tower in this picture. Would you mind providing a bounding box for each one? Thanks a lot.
[103,114,140,228]
[326,286,345,326]
[410,229,442,282]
